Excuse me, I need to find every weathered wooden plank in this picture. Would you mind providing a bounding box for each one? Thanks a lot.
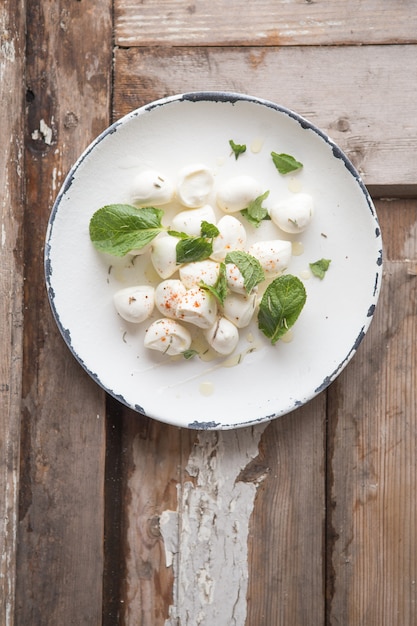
[115,0,417,47]
[113,411,194,626]
[245,399,326,625]
[15,0,112,623]
[327,199,417,624]
[113,45,417,195]
[0,1,25,624]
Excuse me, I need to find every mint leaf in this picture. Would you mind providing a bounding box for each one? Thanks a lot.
[167,230,189,240]
[271,152,303,175]
[225,251,265,294]
[310,258,331,279]
[176,237,213,264]
[240,191,270,228]
[200,221,220,238]
[258,275,306,344]
[89,204,165,256]
[200,262,228,305]
[182,349,199,360]
[229,139,247,160]
[174,221,220,264]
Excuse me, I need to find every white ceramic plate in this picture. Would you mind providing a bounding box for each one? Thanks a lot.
[45,92,382,429]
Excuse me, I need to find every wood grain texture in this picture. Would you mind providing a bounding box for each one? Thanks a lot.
[115,0,417,47]
[113,45,417,194]
[326,200,417,624]
[0,1,25,623]
[246,399,326,625]
[1,0,415,622]
[116,411,195,626]
[14,0,112,623]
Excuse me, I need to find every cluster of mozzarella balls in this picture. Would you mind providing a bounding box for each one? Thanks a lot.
[113,164,314,357]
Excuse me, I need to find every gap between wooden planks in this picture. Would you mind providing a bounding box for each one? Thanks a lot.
[113,45,417,196]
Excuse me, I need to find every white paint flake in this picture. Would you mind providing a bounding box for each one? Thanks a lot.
[161,424,268,626]
[0,39,15,63]
[51,167,58,191]
[31,118,53,145]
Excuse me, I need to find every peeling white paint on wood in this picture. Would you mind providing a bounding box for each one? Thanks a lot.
[161,425,268,626]
[31,118,53,145]
[0,39,15,63]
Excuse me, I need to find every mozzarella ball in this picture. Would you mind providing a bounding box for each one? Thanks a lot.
[150,235,180,279]
[223,292,258,328]
[269,193,314,233]
[144,318,192,356]
[154,279,187,319]
[113,285,155,323]
[225,263,247,295]
[248,240,292,277]
[131,169,174,206]
[216,175,263,213]
[179,260,220,289]
[211,215,247,262]
[177,164,214,208]
[170,204,217,236]
[204,317,239,356]
[176,287,217,329]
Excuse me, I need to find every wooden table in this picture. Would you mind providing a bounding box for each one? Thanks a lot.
[2,1,417,624]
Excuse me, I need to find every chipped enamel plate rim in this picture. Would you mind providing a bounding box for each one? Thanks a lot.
[45,92,382,430]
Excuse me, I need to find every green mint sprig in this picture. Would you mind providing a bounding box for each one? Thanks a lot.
[271,152,303,175]
[229,139,247,160]
[258,275,307,344]
[200,252,265,306]
[224,251,265,294]
[89,204,165,256]
[310,258,331,279]
[171,221,220,264]
[200,262,228,305]
[241,191,271,228]
[89,204,223,265]
[182,349,199,360]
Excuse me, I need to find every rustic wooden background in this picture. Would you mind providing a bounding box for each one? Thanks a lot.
[1,0,417,624]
